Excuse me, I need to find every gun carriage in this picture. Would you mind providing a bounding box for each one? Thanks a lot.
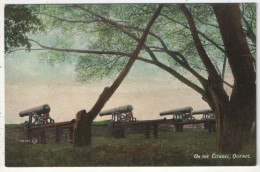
[192,109,215,132]
[99,105,136,123]
[159,106,195,122]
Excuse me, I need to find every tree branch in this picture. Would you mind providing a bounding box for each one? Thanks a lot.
[242,15,256,45]
[164,50,208,86]
[5,48,45,57]
[196,16,219,29]
[179,4,221,79]
[28,38,131,57]
[37,12,100,24]
[138,57,206,95]
[160,13,225,53]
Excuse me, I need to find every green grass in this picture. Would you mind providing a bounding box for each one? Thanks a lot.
[92,120,112,126]
[5,129,256,167]
[5,123,24,128]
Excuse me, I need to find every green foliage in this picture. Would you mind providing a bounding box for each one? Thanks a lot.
[5,129,256,166]
[241,4,256,33]
[14,4,255,83]
[4,5,43,53]
[75,54,127,82]
[241,3,256,56]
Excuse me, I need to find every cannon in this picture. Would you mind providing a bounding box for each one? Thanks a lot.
[99,105,136,122]
[99,105,133,116]
[19,104,51,117]
[159,106,194,122]
[160,107,193,116]
[19,104,54,126]
[192,109,215,119]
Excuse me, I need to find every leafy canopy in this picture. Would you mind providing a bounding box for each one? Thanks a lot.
[5,5,43,53]
[9,4,256,86]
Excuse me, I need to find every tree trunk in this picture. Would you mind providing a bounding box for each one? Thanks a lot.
[73,109,92,147]
[205,70,255,153]
[211,4,256,153]
[213,91,255,153]
[175,4,256,153]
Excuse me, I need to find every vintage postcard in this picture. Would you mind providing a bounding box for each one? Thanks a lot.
[1,0,259,171]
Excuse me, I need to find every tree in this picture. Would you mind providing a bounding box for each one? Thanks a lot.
[212,4,255,152]
[60,4,162,147]
[7,4,256,153]
[4,5,43,54]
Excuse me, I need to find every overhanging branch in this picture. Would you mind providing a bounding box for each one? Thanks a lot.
[28,38,131,57]
[137,57,206,95]
[179,4,221,79]
[37,12,100,24]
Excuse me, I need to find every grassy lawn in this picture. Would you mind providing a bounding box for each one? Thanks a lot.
[5,128,256,167]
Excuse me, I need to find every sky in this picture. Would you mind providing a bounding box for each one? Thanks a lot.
[5,49,211,124]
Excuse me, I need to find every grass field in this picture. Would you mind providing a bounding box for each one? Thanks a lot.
[5,127,256,167]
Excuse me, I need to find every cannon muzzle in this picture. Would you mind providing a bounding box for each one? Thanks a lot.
[99,105,133,116]
[19,104,51,117]
[192,109,213,115]
[160,106,193,116]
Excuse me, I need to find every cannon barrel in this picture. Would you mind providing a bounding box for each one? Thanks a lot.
[99,105,133,116]
[19,104,51,117]
[192,109,214,115]
[160,106,193,116]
